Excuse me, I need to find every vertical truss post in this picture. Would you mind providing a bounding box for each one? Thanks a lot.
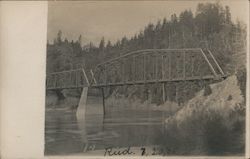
[69,72,72,87]
[184,81,187,103]
[166,82,169,102]
[169,52,171,80]
[71,72,73,87]
[191,54,194,77]
[70,71,73,87]
[56,74,58,89]
[161,55,165,80]
[63,73,66,88]
[53,74,56,89]
[61,74,63,89]
[70,72,72,87]
[105,64,107,85]
[62,73,64,88]
[73,71,76,87]
[143,54,146,82]
[48,76,50,88]
[123,58,125,84]
[176,54,179,78]
[76,71,78,88]
[162,83,165,102]
[65,72,68,87]
[64,73,67,88]
[155,55,158,81]
[133,55,136,83]
[175,82,178,105]
[61,74,64,89]
[183,50,186,79]
[60,73,63,88]
[101,87,106,116]
[58,74,61,89]
[149,55,152,80]
[120,60,122,83]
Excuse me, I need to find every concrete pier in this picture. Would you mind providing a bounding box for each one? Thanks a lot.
[76,87,89,119]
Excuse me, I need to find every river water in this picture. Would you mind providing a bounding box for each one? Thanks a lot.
[45,97,169,156]
[45,96,245,156]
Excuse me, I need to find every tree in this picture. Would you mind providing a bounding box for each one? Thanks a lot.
[99,37,105,51]
[154,20,162,48]
[144,23,155,48]
[225,6,231,24]
[121,36,128,49]
[162,17,167,27]
[195,3,226,38]
[106,40,112,50]
[78,35,82,46]
[89,42,95,51]
[57,30,62,44]
[179,10,194,29]
[64,38,69,44]
[179,10,194,47]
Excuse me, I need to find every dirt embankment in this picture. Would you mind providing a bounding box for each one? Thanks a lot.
[162,75,245,155]
[165,75,245,126]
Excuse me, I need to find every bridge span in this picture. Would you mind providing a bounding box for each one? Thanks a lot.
[46,48,225,89]
[46,48,226,117]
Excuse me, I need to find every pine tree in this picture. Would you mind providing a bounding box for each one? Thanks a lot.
[57,30,62,44]
[99,37,105,51]
[78,35,82,46]
[225,6,231,24]
[106,40,112,50]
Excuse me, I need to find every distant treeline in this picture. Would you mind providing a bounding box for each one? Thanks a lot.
[47,2,246,75]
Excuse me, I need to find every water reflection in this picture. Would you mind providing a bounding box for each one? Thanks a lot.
[45,108,167,155]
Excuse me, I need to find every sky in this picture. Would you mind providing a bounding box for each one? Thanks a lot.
[47,0,248,46]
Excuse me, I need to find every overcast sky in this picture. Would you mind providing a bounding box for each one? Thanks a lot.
[47,0,248,46]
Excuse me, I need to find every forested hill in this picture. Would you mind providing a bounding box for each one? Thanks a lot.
[46,2,246,75]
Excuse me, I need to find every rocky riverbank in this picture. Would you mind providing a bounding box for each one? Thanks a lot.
[162,75,245,155]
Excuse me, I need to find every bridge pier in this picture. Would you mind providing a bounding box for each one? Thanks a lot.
[162,83,166,103]
[76,87,89,119]
[101,88,106,116]
[76,87,106,120]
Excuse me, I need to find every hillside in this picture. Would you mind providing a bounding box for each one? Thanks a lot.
[162,74,245,155]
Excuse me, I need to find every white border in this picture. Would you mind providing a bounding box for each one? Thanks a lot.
[0,1,47,158]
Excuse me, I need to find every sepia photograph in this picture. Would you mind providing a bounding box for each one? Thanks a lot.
[45,0,248,156]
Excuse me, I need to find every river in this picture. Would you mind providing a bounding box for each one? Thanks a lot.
[45,95,245,156]
[45,96,169,156]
